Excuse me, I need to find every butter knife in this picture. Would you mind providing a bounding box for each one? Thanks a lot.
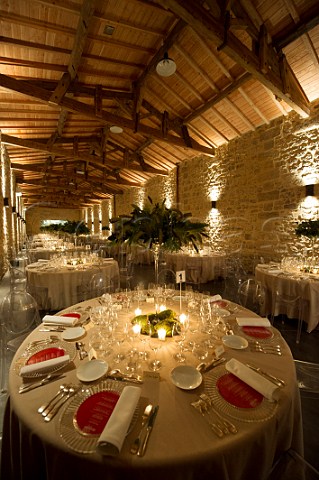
[137,405,159,457]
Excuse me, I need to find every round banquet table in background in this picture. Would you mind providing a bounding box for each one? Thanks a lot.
[255,263,319,333]
[25,259,119,310]
[1,293,303,480]
[164,252,225,283]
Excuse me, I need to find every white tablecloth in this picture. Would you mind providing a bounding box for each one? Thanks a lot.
[165,252,225,282]
[255,264,319,333]
[26,259,119,310]
[1,294,303,480]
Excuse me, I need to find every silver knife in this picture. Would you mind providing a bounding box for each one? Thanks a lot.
[246,363,285,387]
[137,405,159,457]
[19,373,65,393]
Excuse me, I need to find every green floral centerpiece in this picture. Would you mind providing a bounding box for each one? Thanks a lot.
[108,197,208,281]
[108,197,208,251]
[131,309,181,337]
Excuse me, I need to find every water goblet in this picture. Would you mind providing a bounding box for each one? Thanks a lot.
[149,330,163,371]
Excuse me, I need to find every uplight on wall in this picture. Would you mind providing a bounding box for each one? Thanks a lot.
[3,197,9,207]
[211,200,217,209]
[305,184,315,197]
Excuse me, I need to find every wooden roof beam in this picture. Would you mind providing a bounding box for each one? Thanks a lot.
[0,74,215,156]
[155,0,310,118]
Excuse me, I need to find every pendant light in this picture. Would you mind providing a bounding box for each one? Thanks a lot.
[156,52,176,77]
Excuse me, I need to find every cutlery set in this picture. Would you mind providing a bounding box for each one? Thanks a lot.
[245,363,285,387]
[130,404,159,456]
[249,341,282,355]
[37,384,79,422]
[191,395,238,438]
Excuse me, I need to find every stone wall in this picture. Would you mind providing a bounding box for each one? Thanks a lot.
[25,207,83,236]
[112,101,319,273]
[3,101,319,279]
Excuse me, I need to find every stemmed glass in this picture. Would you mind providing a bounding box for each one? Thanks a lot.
[148,328,163,371]
[112,328,125,363]
[173,314,189,363]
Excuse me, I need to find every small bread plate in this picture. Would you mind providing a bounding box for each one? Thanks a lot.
[170,365,202,390]
[76,359,108,382]
[62,326,86,341]
[222,335,248,350]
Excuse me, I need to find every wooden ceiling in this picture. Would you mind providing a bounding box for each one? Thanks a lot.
[1,0,319,208]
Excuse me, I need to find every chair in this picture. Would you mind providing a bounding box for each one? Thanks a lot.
[0,290,41,393]
[119,253,135,290]
[26,283,51,314]
[237,278,266,315]
[294,360,319,393]
[89,271,113,298]
[9,266,27,291]
[157,268,176,286]
[270,278,304,344]
[267,449,319,480]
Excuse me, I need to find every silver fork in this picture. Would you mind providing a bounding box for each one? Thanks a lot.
[25,335,59,351]
[191,399,224,438]
[200,394,238,434]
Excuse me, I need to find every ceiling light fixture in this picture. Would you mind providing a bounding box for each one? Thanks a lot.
[110,125,123,134]
[156,52,176,77]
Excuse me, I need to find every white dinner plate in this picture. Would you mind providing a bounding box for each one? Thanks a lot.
[222,335,248,350]
[61,326,86,341]
[170,365,202,390]
[76,359,108,382]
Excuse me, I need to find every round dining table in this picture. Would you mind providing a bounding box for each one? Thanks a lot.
[164,252,225,283]
[255,263,319,333]
[26,258,120,311]
[1,292,303,480]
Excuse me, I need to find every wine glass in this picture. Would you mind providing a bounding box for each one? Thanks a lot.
[173,314,189,363]
[148,328,163,371]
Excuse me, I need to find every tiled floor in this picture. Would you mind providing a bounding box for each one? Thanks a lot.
[1,264,319,472]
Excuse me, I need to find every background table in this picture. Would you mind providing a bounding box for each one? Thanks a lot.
[1,293,303,480]
[165,252,225,283]
[255,264,319,333]
[26,259,119,310]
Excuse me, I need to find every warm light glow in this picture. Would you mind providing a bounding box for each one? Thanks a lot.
[179,313,187,324]
[132,323,141,335]
[157,328,167,341]
[134,307,142,316]
[159,304,166,312]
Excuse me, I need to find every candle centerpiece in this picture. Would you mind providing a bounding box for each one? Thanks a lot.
[131,308,181,338]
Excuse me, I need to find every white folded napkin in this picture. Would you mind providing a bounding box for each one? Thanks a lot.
[236,317,271,327]
[20,355,70,376]
[225,358,279,402]
[42,315,78,326]
[96,385,141,456]
[209,294,222,302]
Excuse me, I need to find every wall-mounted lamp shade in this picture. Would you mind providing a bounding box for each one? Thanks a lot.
[156,52,176,77]
[3,197,9,207]
[305,184,315,196]
[211,200,217,209]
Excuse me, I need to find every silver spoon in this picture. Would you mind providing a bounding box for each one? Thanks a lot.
[37,384,67,414]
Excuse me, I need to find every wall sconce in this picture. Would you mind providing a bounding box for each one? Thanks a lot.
[211,200,217,209]
[305,184,315,196]
[12,206,16,213]
[3,197,9,207]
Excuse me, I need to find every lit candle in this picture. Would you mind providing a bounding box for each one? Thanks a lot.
[132,323,141,335]
[159,304,166,312]
[157,328,166,341]
[134,307,142,316]
[179,313,187,324]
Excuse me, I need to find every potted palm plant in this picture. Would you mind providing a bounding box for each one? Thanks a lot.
[108,197,208,281]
